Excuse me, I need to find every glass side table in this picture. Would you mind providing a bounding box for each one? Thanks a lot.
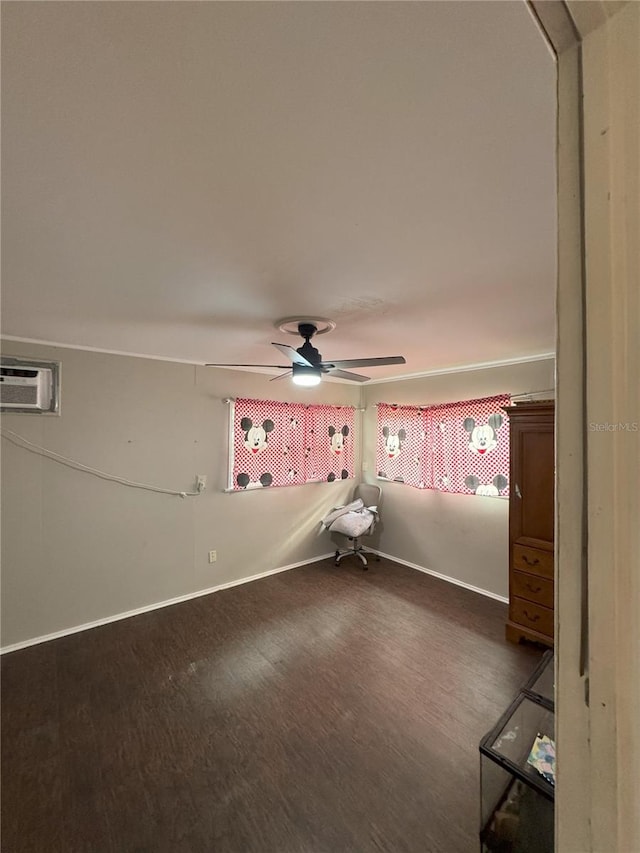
[479,653,555,852]
[522,650,554,710]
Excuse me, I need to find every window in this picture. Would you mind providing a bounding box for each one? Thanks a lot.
[230,398,356,490]
[377,394,510,496]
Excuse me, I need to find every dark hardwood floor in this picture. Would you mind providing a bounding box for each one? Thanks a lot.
[1,557,541,853]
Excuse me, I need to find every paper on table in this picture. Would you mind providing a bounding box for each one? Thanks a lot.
[526,733,556,786]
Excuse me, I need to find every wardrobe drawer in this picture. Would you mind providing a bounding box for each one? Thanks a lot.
[513,544,553,579]
[512,571,554,608]
[511,597,554,638]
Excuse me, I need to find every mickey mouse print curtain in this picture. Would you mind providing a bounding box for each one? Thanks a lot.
[376,404,427,488]
[377,394,511,496]
[304,404,355,484]
[228,395,508,494]
[430,395,510,494]
[229,398,355,491]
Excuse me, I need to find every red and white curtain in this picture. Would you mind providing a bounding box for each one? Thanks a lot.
[376,404,427,488]
[377,394,510,496]
[230,398,355,490]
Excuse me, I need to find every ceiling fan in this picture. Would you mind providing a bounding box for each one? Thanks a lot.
[206,318,406,385]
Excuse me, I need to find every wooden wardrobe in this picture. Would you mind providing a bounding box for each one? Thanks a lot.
[504,401,555,647]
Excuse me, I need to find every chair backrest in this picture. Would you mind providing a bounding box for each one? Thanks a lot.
[355,482,382,509]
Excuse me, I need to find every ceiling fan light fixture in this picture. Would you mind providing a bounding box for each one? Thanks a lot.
[206,318,405,384]
[292,364,322,387]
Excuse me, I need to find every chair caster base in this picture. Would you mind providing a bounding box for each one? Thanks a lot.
[334,546,372,570]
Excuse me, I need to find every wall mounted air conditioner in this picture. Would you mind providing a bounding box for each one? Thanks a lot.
[0,358,60,414]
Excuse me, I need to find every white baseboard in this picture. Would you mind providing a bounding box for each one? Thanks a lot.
[369,549,509,604]
[0,552,335,655]
[1,550,507,654]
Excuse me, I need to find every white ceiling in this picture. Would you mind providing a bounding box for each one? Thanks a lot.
[1,1,556,382]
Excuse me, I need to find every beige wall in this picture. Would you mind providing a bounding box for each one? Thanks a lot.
[0,340,360,648]
[1,342,555,648]
[362,358,555,599]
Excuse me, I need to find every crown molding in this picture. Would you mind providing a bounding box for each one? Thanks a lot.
[1,336,555,385]
[365,352,556,385]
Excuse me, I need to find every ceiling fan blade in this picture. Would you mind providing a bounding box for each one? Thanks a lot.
[205,363,290,368]
[269,371,292,382]
[320,356,406,370]
[326,368,370,383]
[271,343,314,367]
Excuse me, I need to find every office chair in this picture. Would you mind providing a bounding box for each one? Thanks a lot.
[323,482,382,570]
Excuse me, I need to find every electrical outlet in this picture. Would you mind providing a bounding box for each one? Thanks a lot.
[196,475,207,493]
[208,550,217,563]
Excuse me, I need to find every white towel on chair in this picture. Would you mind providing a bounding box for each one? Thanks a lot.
[322,498,376,538]
[321,498,364,528]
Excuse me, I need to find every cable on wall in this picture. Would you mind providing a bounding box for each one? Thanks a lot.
[0,429,202,498]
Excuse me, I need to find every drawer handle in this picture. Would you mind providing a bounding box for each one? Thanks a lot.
[522,555,540,566]
[526,584,542,593]
[523,610,540,622]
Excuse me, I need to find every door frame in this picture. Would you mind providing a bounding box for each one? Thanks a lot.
[528,2,638,849]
